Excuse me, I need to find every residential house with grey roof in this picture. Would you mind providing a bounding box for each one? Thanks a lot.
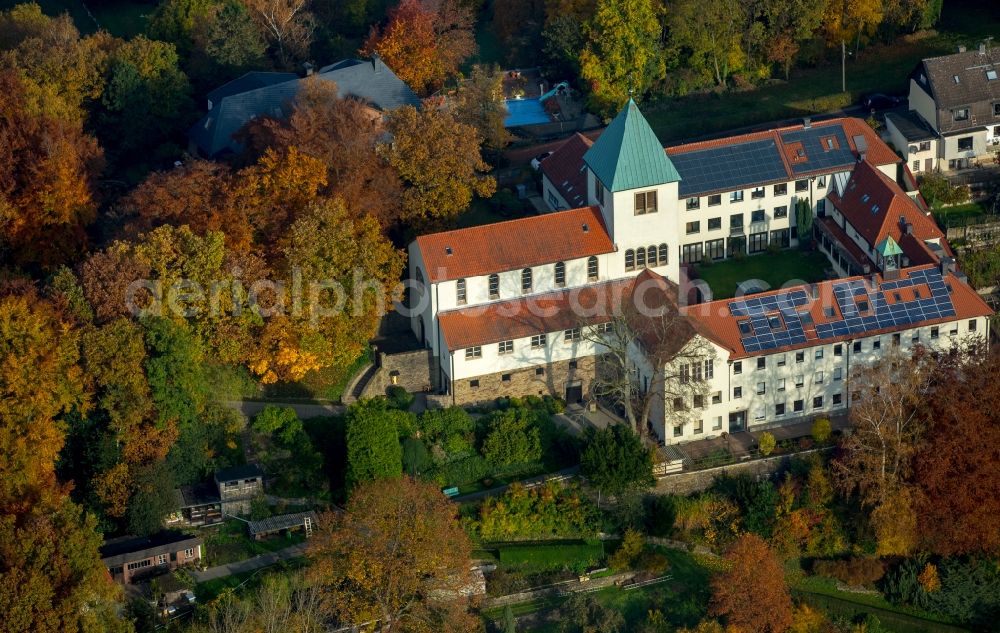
[189,56,420,157]
[891,42,1000,172]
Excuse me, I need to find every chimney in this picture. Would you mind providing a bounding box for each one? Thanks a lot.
[958,44,967,53]
[870,273,879,291]
[372,53,383,73]
[810,284,819,299]
[303,62,314,77]
[980,42,987,54]
[940,256,956,276]
[803,117,812,129]
[904,222,913,235]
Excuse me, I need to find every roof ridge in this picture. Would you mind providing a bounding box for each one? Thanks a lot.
[416,205,604,243]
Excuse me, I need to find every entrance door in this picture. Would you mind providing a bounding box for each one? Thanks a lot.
[565,381,583,404]
[728,411,746,432]
[924,158,933,172]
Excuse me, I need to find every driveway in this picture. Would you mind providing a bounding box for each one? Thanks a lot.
[193,543,307,583]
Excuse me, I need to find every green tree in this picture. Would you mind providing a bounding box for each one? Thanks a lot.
[147,0,219,56]
[580,424,654,496]
[125,461,177,535]
[253,405,299,436]
[345,398,406,490]
[795,198,813,246]
[481,407,543,469]
[669,0,746,87]
[759,431,776,456]
[453,64,511,153]
[200,0,267,75]
[143,317,208,428]
[381,104,496,226]
[578,0,665,116]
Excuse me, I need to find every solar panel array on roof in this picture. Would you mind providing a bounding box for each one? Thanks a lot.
[672,139,788,197]
[779,126,857,175]
[731,269,956,353]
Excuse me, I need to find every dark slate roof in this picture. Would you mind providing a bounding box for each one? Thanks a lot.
[100,531,202,566]
[915,45,1000,134]
[214,463,264,483]
[176,482,221,508]
[190,57,420,156]
[582,99,680,192]
[885,110,938,143]
[667,118,894,198]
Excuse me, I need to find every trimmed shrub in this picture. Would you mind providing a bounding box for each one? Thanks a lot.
[811,417,832,443]
[385,385,414,410]
[759,431,776,456]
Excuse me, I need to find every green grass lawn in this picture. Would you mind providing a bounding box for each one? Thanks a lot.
[498,541,605,573]
[642,0,1000,143]
[201,520,305,567]
[931,201,998,227]
[695,250,831,300]
[195,558,306,602]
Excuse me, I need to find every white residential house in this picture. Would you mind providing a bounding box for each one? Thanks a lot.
[408,100,992,444]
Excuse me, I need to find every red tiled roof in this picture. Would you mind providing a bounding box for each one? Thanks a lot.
[438,269,696,351]
[540,133,593,209]
[683,265,992,360]
[437,277,634,349]
[817,216,876,270]
[415,206,614,283]
[666,117,899,169]
[827,160,946,260]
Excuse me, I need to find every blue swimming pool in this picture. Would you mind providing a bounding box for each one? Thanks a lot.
[504,98,550,127]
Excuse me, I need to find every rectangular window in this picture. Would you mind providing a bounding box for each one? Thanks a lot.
[695,419,704,434]
[706,238,725,260]
[969,319,978,332]
[757,357,766,370]
[751,210,766,223]
[913,160,921,172]
[157,554,167,565]
[754,407,766,421]
[587,257,599,281]
[773,205,788,219]
[813,396,824,409]
[815,349,824,360]
[833,367,843,381]
[712,391,722,404]
[127,560,153,571]
[635,190,658,215]
[489,275,499,299]
[912,330,920,342]
[564,328,581,342]
[184,548,195,557]
[748,232,768,253]
[815,371,824,384]
[873,338,881,350]
[777,353,786,367]
[958,136,973,151]
[594,322,613,335]
[673,397,685,411]
[686,197,700,210]
[931,326,939,339]
[708,194,722,206]
[795,179,809,192]
[456,279,467,305]
[774,183,787,196]
[713,416,723,430]
[705,359,714,379]
[501,373,511,382]
[734,386,742,399]
[535,367,545,376]
[569,360,578,369]
[730,190,744,202]
[751,186,765,199]
[708,217,722,230]
[470,379,480,388]
[954,108,969,121]
[795,351,804,363]
[693,362,703,382]
[730,214,744,229]
[775,403,786,416]
[834,344,842,356]
[465,346,482,360]
[853,341,862,353]
[530,334,546,349]
[777,378,786,391]
[682,242,704,264]
[833,393,843,405]
[680,364,690,384]
[694,394,705,409]
[595,179,605,205]
[919,141,932,151]
[793,399,803,412]
[498,340,513,355]
[733,361,742,375]
[770,229,790,248]
[795,375,804,388]
[756,381,766,395]
[674,425,683,437]
[817,176,827,188]
[893,332,901,346]
[686,221,700,234]
[554,263,566,287]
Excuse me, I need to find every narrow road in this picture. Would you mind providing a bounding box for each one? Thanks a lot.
[193,543,307,583]
[221,400,345,419]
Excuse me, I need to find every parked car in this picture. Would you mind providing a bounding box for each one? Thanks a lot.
[530,151,553,170]
[861,93,901,111]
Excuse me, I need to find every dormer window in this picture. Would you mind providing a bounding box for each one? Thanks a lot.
[954,108,969,121]
[488,274,499,299]
[554,261,566,287]
[635,191,658,215]
[738,320,752,335]
[456,278,467,305]
[994,103,1000,116]
[521,268,533,293]
[595,179,605,205]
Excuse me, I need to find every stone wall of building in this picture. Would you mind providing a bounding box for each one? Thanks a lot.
[451,355,596,406]
[359,349,435,400]
[653,448,832,496]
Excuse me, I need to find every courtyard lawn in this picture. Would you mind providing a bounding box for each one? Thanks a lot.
[695,250,831,300]
[931,201,997,228]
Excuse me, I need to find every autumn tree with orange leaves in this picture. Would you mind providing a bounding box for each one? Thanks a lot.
[709,533,792,633]
[307,476,479,632]
[362,0,476,95]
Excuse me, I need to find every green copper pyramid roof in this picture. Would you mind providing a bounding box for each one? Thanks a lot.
[583,99,681,193]
[876,235,904,258]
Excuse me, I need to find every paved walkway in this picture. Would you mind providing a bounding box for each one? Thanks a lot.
[192,543,307,583]
[676,414,850,462]
[221,400,344,419]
